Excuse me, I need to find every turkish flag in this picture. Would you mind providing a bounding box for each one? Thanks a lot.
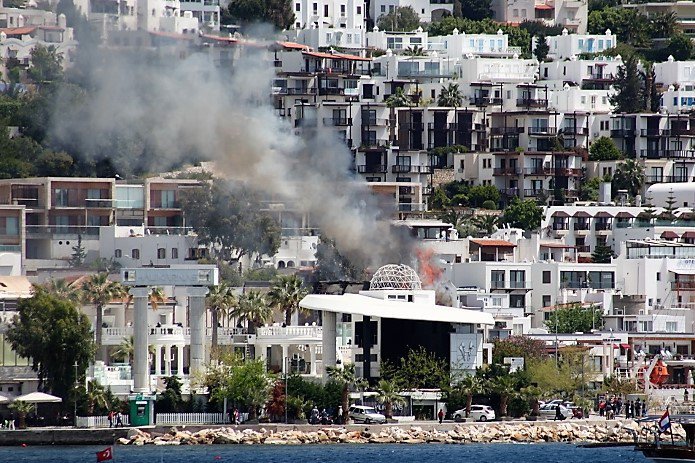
[96,447,113,462]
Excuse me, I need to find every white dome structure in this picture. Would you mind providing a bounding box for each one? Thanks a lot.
[369,264,422,291]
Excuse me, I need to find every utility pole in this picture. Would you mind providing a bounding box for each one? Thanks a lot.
[74,361,79,427]
[285,356,289,424]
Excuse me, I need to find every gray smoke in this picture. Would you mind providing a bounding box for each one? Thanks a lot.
[49,41,414,269]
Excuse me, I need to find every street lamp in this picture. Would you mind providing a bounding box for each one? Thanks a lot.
[73,361,79,427]
[285,356,289,424]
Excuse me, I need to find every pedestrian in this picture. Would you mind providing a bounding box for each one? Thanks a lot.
[555,405,564,421]
[599,400,605,417]
[116,411,123,427]
[635,399,642,417]
[233,408,240,425]
[438,408,444,424]
[337,405,343,425]
[626,400,632,419]
[616,398,623,416]
[686,389,690,403]
[108,410,114,428]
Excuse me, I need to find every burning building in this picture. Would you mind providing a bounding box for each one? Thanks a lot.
[299,264,494,383]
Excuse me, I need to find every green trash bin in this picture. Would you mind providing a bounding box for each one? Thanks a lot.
[128,394,155,426]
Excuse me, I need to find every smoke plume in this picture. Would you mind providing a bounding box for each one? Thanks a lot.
[49,39,414,271]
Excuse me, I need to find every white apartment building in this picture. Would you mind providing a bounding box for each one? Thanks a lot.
[179,0,219,31]
[624,1,695,36]
[370,0,453,24]
[540,55,621,90]
[292,0,365,29]
[491,0,588,33]
[74,0,199,35]
[429,28,520,58]
[655,56,695,88]
[542,29,615,60]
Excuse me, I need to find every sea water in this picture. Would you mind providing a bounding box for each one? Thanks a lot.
[0,443,652,463]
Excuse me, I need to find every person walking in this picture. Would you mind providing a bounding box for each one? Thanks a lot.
[635,399,642,417]
[686,389,690,403]
[116,411,123,427]
[337,406,343,425]
[108,410,114,428]
[438,408,444,424]
[599,400,605,417]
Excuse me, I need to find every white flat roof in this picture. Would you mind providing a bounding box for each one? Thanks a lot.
[300,293,494,325]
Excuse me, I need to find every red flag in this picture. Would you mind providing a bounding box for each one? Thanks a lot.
[96,447,113,462]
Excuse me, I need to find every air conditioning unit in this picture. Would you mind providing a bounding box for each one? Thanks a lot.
[639,310,645,315]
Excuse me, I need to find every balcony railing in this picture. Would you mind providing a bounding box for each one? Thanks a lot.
[26,225,100,236]
[516,98,548,108]
[671,126,695,136]
[610,128,635,137]
[85,199,114,208]
[491,281,531,289]
[576,245,591,252]
[491,126,524,136]
[672,281,695,291]
[524,188,551,197]
[524,167,552,175]
[473,97,503,106]
[595,222,612,231]
[286,88,316,95]
[318,87,345,96]
[587,72,614,80]
[562,280,615,289]
[500,188,520,196]
[391,165,432,174]
[641,129,670,137]
[562,126,588,135]
[357,164,387,173]
[574,222,590,230]
[322,117,352,126]
[527,126,557,136]
[361,118,389,126]
[493,167,522,175]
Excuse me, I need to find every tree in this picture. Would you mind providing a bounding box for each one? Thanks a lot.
[81,273,126,362]
[490,373,520,417]
[437,83,464,107]
[609,53,644,114]
[649,12,678,39]
[643,64,661,113]
[501,198,543,230]
[86,379,110,415]
[227,0,294,29]
[612,159,644,198]
[207,356,274,420]
[205,283,237,354]
[157,375,183,412]
[9,400,33,429]
[545,304,603,333]
[326,363,357,423]
[377,6,420,32]
[267,274,308,326]
[467,185,500,207]
[6,290,95,401]
[42,278,81,303]
[459,0,492,20]
[587,8,650,47]
[453,374,487,417]
[265,380,286,421]
[385,87,412,108]
[492,335,548,364]
[179,181,281,263]
[27,44,63,84]
[589,137,623,161]
[534,34,549,62]
[314,235,364,281]
[376,379,405,419]
[381,346,450,389]
[472,214,499,236]
[429,187,451,210]
[667,33,693,61]
[591,244,615,263]
[68,234,86,268]
[403,45,425,56]
[231,290,272,334]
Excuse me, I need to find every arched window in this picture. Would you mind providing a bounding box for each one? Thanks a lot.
[132,249,140,259]
[158,248,166,259]
[277,261,286,269]
[115,249,122,258]
[287,260,295,268]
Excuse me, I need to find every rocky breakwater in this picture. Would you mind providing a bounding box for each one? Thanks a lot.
[118,420,681,446]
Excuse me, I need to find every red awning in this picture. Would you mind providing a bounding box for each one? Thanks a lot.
[620,343,631,349]
[535,4,553,9]
[661,231,680,239]
[613,344,620,349]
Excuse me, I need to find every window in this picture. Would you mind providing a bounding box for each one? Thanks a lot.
[357,5,361,13]
[666,322,678,332]
[54,188,69,207]
[172,248,178,259]
[324,4,328,16]
[160,190,176,208]
[657,272,661,281]
[312,2,317,13]
[542,295,551,307]
[295,2,300,11]
[4,217,17,236]
[132,249,140,260]
[639,321,653,332]
[340,4,345,13]
[381,5,385,12]
[542,271,551,284]
[115,249,122,258]
[157,248,166,259]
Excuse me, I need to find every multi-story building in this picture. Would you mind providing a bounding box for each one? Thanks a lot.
[74,0,199,35]
[491,0,588,33]
[370,0,453,24]
[541,29,615,60]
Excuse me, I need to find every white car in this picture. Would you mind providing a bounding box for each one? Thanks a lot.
[539,403,573,420]
[348,405,387,424]
[453,405,496,422]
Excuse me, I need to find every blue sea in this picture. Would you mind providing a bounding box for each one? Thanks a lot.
[0,443,652,463]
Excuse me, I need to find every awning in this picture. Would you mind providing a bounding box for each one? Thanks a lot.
[683,231,695,239]
[14,392,62,403]
[535,4,553,9]
[620,343,631,349]
[661,231,680,239]
[540,242,575,248]
[595,211,613,218]
[552,211,570,218]
[573,211,591,218]
[615,212,635,218]
[300,293,494,325]
[470,239,516,248]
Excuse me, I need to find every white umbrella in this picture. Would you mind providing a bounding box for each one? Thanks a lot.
[13,392,62,403]
[0,395,10,404]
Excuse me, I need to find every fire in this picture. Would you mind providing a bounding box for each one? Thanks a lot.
[416,247,443,288]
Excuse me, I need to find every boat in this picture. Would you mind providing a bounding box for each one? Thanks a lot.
[636,414,695,463]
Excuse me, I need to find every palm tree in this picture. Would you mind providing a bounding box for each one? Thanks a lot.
[41,278,81,303]
[490,374,519,417]
[326,363,357,423]
[437,83,463,107]
[9,400,33,429]
[385,87,412,108]
[456,374,486,418]
[267,275,308,326]
[81,273,127,362]
[86,380,110,415]
[472,214,500,236]
[403,45,425,56]
[376,379,405,419]
[438,208,467,234]
[111,336,155,364]
[231,290,272,334]
[206,283,237,353]
[612,159,644,199]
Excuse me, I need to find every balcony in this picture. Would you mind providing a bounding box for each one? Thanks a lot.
[294,119,317,128]
[447,123,472,133]
[587,72,614,81]
[491,280,531,290]
[84,198,114,208]
[641,129,670,137]
[399,186,416,195]
[473,97,503,106]
[556,167,583,176]
[527,127,557,136]
[286,88,316,95]
[516,98,548,108]
[641,149,695,160]
[402,122,425,131]
[524,166,552,175]
[361,118,389,126]
[574,222,590,231]
[610,128,635,137]
[561,280,615,289]
[491,126,524,136]
[256,325,322,342]
[493,167,522,175]
[322,117,352,126]
[576,245,591,253]
[26,225,101,237]
[552,222,569,230]
[672,281,695,291]
[562,126,588,135]
[500,188,520,196]
[318,87,345,96]
[357,164,387,173]
[524,188,551,197]
[359,139,389,150]
[595,222,611,231]
[671,126,695,137]
[392,165,432,174]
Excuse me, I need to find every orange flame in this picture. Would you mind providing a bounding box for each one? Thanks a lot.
[416,247,443,288]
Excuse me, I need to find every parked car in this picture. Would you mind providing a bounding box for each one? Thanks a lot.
[539,403,573,420]
[453,405,496,422]
[348,406,387,424]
